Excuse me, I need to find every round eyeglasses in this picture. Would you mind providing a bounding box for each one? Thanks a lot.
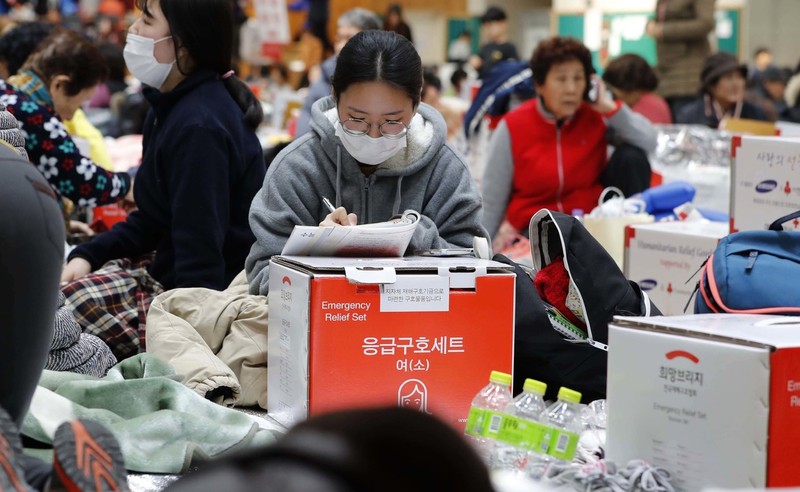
[339,118,408,139]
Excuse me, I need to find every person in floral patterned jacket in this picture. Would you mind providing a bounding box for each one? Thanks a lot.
[2,29,132,209]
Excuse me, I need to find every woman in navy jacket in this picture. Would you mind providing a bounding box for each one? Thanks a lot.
[675,52,769,128]
[61,0,265,359]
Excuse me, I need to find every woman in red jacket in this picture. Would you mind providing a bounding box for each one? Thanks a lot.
[482,37,657,249]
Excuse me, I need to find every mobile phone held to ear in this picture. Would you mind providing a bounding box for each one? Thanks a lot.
[586,78,599,103]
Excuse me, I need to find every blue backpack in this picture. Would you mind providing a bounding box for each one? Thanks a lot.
[695,211,800,315]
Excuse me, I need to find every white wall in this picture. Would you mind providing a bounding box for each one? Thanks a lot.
[474,0,551,58]
[742,0,800,67]
[517,9,551,59]
[551,0,800,69]
[468,0,800,68]
[553,0,744,10]
[406,9,448,65]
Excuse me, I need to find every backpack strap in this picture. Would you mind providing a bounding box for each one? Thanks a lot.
[768,210,800,231]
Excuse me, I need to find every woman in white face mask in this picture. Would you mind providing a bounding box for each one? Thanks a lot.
[60,0,266,360]
[245,30,488,296]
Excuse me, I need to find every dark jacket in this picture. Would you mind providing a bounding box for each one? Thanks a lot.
[498,210,660,401]
[675,96,769,128]
[69,69,265,290]
[655,0,716,98]
[478,41,519,79]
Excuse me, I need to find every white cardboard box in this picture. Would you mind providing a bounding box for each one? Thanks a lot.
[267,255,516,430]
[730,135,800,232]
[776,120,800,137]
[624,221,728,315]
[607,314,800,491]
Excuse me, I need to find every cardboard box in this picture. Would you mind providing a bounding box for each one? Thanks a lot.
[267,256,515,430]
[607,314,800,491]
[776,120,800,137]
[90,204,127,232]
[730,135,800,232]
[624,222,728,315]
[720,118,778,136]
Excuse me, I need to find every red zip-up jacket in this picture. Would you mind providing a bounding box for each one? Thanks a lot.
[504,98,614,231]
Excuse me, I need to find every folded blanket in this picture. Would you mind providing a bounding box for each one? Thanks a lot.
[23,354,280,474]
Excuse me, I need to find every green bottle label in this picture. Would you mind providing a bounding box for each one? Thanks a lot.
[466,409,579,461]
[539,428,580,460]
[465,408,504,439]
[495,415,549,451]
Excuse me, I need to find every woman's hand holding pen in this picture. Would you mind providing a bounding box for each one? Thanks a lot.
[321,196,358,226]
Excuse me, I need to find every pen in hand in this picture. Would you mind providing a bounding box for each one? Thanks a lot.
[322,196,336,214]
[321,196,358,226]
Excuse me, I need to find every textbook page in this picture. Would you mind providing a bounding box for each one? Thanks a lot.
[281,210,420,257]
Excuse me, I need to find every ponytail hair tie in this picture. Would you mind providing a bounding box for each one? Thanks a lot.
[222,70,235,80]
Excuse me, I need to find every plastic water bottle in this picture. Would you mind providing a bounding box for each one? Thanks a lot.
[464,370,513,464]
[528,387,582,479]
[491,378,548,472]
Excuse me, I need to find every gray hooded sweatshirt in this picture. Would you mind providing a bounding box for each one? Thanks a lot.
[246,96,486,295]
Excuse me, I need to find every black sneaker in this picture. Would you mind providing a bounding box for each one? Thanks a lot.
[52,419,128,492]
[0,406,31,492]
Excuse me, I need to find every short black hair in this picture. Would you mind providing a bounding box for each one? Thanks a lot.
[161,408,496,492]
[480,6,507,24]
[0,22,55,76]
[450,67,467,88]
[602,53,658,92]
[97,41,126,84]
[423,70,442,93]
[333,30,422,108]
[754,47,771,58]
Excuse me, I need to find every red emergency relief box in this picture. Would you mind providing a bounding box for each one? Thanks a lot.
[267,256,516,430]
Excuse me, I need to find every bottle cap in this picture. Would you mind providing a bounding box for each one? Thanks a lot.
[557,387,582,404]
[489,371,512,385]
[523,378,547,395]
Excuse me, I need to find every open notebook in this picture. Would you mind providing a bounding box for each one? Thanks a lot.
[281,210,420,257]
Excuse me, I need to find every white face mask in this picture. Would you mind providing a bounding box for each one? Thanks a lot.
[335,121,407,165]
[123,33,174,89]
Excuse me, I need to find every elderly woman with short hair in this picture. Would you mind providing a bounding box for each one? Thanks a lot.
[482,37,657,250]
